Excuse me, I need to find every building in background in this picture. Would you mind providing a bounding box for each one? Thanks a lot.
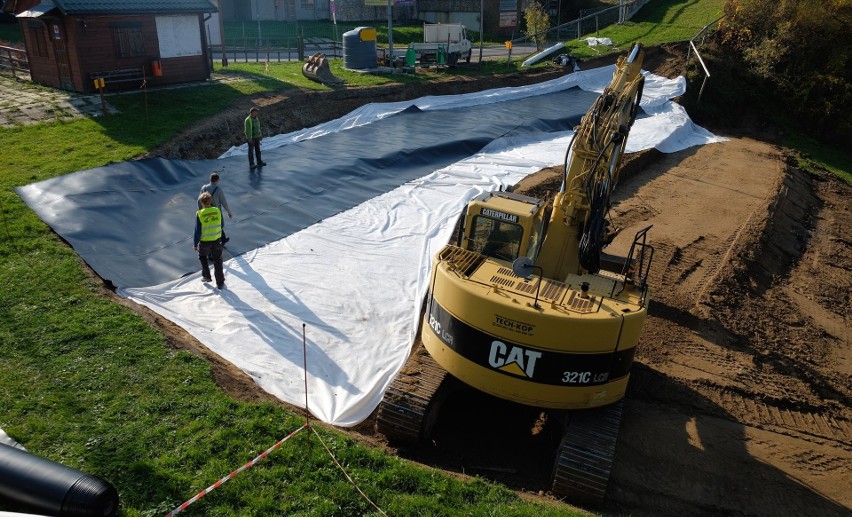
[11,0,217,92]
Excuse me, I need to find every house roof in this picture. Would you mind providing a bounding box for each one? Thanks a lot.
[16,0,57,18]
[50,0,217,15]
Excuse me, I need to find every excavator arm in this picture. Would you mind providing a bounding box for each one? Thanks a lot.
[537,43,646,278]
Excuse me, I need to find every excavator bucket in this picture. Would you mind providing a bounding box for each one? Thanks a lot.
[302,53,344,86]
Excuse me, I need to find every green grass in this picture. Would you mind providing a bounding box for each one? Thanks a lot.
[784,132,852,185]
[214,60,435,87]
[562,0,727,59]
[0,22,22,44]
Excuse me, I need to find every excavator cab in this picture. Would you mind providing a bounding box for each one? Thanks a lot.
[460,190,547,262]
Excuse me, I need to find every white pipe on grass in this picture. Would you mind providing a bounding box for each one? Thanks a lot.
[521,42,565,68]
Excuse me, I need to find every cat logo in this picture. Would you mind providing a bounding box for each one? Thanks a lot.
[488,340,541,378]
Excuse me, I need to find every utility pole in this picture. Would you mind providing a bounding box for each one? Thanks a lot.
[217,0,228,66]
[256,0,262,47]
[387,0,394,64]
[479,0,483,64]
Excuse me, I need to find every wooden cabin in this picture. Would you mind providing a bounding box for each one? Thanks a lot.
[11,0,217,93]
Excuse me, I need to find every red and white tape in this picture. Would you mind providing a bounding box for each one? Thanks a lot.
[165,423,308,516]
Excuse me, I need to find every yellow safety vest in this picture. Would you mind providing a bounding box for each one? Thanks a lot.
[197,206,222,242]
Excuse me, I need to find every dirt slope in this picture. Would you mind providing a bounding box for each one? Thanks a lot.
[142,45,852,516]
[598,139,851,516]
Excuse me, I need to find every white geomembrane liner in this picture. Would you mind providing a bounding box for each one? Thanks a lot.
[120,67,725,426]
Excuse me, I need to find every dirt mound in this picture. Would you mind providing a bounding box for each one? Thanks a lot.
[601,139,851,516]
[138,47,852,516]
[147,68,568,161]
[146,43,688,162]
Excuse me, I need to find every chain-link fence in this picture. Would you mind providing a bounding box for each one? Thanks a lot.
[516,0,651,47]
[213,0,652,64]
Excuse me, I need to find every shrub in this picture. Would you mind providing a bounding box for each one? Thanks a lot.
[717,0,852,143]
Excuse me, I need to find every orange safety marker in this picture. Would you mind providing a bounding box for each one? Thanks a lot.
[94,77,107,117]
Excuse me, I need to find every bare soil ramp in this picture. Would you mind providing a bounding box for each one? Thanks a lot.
[362,136,851,517]
[600,138,851,516]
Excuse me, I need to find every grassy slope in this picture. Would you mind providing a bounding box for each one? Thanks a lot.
[562,0,727,58]
[1,1,848,515]
[0,60,583,517]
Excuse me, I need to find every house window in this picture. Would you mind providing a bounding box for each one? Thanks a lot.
[114,26,145,58]
[303,0,315,7]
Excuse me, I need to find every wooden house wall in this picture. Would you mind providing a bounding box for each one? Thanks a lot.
[61,15,85,92]
[70,14,210,93]
[14,4,211,93]
[19,19,61,89]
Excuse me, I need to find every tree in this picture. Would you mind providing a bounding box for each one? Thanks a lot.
[524,1,551,51]
[718,0,852,143]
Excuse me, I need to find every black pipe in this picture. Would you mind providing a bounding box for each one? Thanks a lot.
[0,444,118,517]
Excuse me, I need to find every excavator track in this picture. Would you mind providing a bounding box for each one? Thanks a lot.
[376,343,451,445]
[551,400,624,502]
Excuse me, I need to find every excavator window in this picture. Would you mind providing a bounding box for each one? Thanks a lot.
[526,215,545,261]
[469,216,523,261]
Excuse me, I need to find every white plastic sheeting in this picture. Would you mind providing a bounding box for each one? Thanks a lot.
[121,67,725,426]
[585,37,614,46]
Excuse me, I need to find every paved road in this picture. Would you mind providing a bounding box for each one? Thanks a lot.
[0,73,114,127]
[213,39,541,64]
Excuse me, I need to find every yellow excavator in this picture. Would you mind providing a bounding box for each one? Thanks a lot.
[377,43,653,502]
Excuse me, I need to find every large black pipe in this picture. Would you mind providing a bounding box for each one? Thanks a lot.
[0,444,118,517]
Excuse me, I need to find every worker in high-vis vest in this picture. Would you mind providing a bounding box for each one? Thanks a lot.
[193,192,226,290]
[244,106,266,170]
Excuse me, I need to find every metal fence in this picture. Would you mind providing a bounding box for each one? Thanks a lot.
[519,0,651,46]
[687,16,725,104]
[212,0,652,65]
[0,44,28,79]
[211,37,342,64]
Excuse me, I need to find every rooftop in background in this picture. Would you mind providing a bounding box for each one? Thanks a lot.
[18,0,217,15]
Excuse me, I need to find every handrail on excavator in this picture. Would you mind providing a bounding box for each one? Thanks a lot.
[616,224,654,303]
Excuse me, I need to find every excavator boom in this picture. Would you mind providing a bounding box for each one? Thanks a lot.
[537,43,645,279]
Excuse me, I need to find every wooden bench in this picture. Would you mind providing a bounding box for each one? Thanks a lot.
[89,68,145,88]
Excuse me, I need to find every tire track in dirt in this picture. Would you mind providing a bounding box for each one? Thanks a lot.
[603,138,852,516]
[705,386,850,445]
[622,364,852,517]
[644,327,851,448]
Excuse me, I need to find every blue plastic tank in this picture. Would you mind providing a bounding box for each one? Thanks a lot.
[343,27,377,69]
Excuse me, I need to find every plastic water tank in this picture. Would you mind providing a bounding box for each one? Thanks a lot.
[343,27,377,69]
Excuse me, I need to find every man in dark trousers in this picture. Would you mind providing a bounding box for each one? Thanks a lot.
[199,172,233,244]
[244,107,266,170]
[194,192,226,290]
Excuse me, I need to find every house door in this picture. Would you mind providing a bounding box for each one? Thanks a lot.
[49,22,73,90]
